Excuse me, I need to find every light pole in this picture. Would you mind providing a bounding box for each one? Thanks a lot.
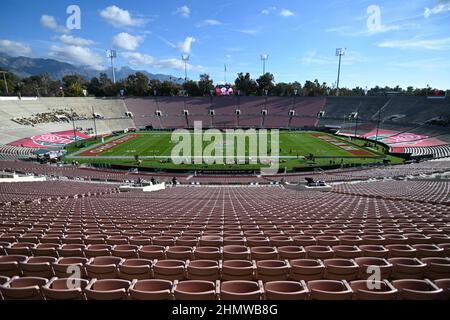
[0,71,9,94]
[182,54,190,89]
[335,48,346,97]
[71,108,77,147]
[260,54,268,75]
[107,50,117,84]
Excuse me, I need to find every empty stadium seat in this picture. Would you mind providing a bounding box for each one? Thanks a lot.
[256,260,291,282]
[388,258,427,279]
[307,280,353,300]
[355,257,393,280]
[42,277,89,300]
[86,256,123,279]
[118,259,153,280]
[52,257,88,279]
[220,280,264,300]
[186,260,220,281]
[264,280,309,300]
[0,276,47,300]
[153,260,186,281]
[434,279,450,300]
[392,279,444,300]
[323,259,359,281]
[221,260,256,281]
[350,280,398,300]
[174,280,219,300]
[421,257,450,280]
[0,255,28,277]
[290,259,325,281]
[85,279,130,300]
[19,256,56,278]
[129,279,174,300]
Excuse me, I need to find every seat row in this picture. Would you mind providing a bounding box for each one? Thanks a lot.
[1,276,449,300]
[1,242,449,261]
[1,255,449,282]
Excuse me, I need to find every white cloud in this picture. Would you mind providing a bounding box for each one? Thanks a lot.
[49,45,105,70]
[58,35,94,46]
[327,24,401,36]
[175,5,190,18]
[100,5,146,27]
[280,9,294,17]
[0,39,32,56]
[197,19,222,27]
[121,52,203,72]
[239,29,260,35]
[40,15,68,33]
[425,0,450,17]
[261,7,277,15]
[112,32,145,51]
[177,36,196,54]
[378,37,450,50]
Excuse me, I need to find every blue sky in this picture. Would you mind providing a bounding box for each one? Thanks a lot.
[1,0,450,89]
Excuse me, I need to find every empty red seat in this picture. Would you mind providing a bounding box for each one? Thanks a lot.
[57,244,85,258]
[166,246,194,260]
[42,277,89,300]
[388,258,427,279]
[359,245,389,258]
[434,279,450,300]
[194,246,222,260]
[0,276,47,300]
[223,236,246,246]
[256,260,290,282]
[129,236,152,246]
[413,244,445,258]
[0,255,28,277]
[199,235,223,247]
[246,236,270,247]
[355,257,393,280]
[153,260,186,281]
[308,280,353,300]
[305,246,334,259]
[139,245,166,260]
[392,279,443,300]
[129,279,173,300]
[85,279,130,300]
[118,259,153,280]
[293,235,317,246]
[186,260,220,281]
[350,280,398,300]
[222,260,256,281]
[52,257,88,278]
[323,259,359,281]
[290,259,325,281]
[278,246,306,260]
[220,280,264,300]
[19,256,56,278]
[332,245,362,259]
[112,245,140,259]
[385,244,417,258]
[84,244,112,258]
[86,256,123,279]
[32,243,60,257]
[421,257,450,280]
[174,280,219,300]
[250,246,278,260]
[176,236,199,246]
[223,245,250,260]
[5,242,35,255]
[264,280,309,300]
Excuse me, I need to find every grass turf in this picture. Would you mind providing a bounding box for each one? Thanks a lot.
[65,131,403,171]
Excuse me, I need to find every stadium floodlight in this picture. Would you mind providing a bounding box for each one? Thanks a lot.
[335,48,346,97]
[182,54,190,83]
[260,54,269,75]
[107,50,117,84]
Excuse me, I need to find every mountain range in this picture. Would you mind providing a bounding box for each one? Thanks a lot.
[0,52,184,84]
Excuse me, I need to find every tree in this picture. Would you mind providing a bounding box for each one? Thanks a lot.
[198,74,214,96]
[184,80,202,96]
[67,82,84,97]
[234,73,258,96]
[256,73,275,95]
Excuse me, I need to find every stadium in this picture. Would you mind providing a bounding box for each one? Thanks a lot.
[0,0,450,308]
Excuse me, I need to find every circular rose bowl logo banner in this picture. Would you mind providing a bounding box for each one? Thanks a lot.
[31,133,77,148]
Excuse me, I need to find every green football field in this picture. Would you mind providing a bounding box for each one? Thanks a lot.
[66,131,403,171]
